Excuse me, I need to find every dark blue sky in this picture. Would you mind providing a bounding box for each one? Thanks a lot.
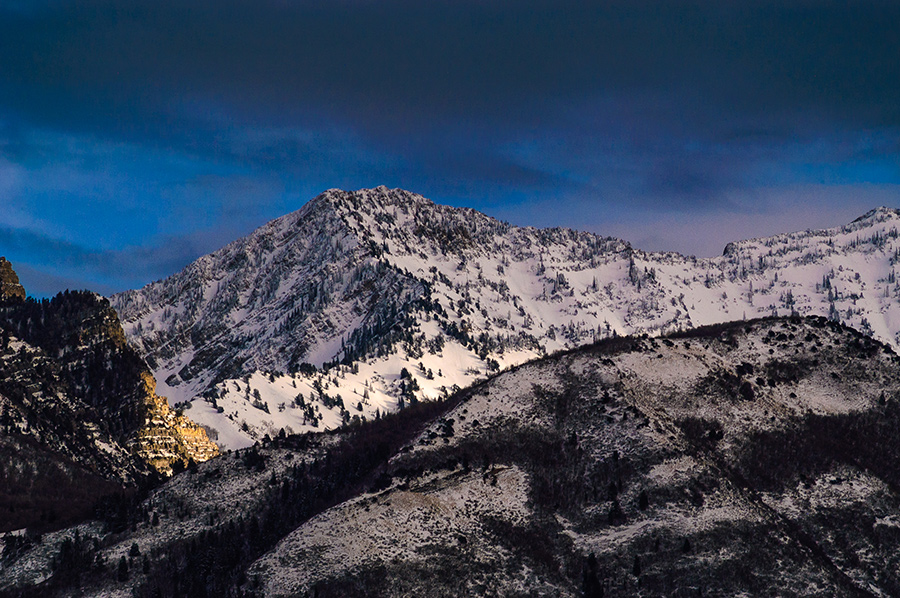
[1,0,898,296]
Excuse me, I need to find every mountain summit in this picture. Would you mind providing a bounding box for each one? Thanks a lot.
[112,188,900,448]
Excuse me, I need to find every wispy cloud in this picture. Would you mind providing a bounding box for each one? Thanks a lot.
[0,221,255,296]
[0,1,897,294]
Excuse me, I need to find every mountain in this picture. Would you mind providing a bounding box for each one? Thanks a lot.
[111,187,900,449]
[0,259,219,532]
[0,321,142,533]
[253,317,900,597]
[5,316,900,596]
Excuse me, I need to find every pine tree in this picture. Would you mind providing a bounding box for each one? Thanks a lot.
[117,556,129,582]
[582,553,604,598]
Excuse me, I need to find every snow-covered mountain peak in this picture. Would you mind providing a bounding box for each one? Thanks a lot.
[111,189,900,449]
[723,204,900,258]
[852,205,900,223]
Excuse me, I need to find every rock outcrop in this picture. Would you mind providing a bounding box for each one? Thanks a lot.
[0,260,217,481]
[129,371,220,475]
[0,257,25,301]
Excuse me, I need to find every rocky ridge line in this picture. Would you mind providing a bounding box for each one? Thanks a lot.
[0,261,218,477]
[0,257,25,301]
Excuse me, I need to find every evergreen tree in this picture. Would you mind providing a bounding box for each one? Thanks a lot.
[117,556,129,582]
[581,553,604,598]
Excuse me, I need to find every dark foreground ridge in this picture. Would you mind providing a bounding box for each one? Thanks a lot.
[4,315,900,597]
[0,260,218,536]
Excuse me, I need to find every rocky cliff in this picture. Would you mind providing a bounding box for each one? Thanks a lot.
[0,257,25,301]
[0,262,218,484]
[128,371,219,475]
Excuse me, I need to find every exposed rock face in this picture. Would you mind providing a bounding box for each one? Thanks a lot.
[0,257,25,301]
[129,371,220,475]
[0,260,217,482]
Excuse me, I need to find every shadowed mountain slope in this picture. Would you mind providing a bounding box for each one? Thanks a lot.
[0,261,219,532]
[4,316,900,597]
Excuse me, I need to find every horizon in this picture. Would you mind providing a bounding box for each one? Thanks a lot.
[1,1,897,296]
[4,190,895,300]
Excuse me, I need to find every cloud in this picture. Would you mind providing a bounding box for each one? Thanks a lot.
[1,1,898,139]
[3,1,897,194]
[0,1,897,295]
[0,222,246,294]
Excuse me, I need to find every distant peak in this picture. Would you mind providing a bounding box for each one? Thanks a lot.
[321,186,443,219]
[310,186,428,211]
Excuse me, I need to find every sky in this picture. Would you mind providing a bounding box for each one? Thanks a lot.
[0,0,898,297]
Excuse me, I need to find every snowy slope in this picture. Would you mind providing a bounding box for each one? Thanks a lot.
[111,187,900,448]
[8,316,900,596]
[250,317,900,597]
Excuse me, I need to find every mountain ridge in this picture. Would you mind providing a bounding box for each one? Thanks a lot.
[5,315,900,596]
[0,269,219,493]
[111,188,900,448]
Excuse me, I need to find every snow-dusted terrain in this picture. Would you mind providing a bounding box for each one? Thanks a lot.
[9,316,900,596]
[111,187,900,448]
[248,317,900,597]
